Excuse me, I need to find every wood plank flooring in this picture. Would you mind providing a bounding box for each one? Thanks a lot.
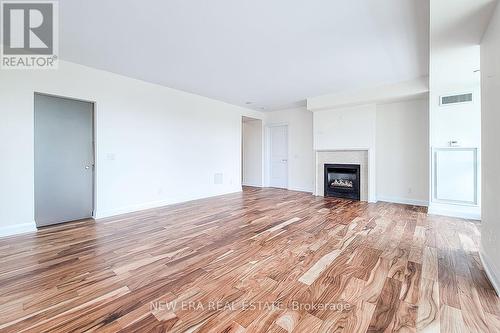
[0,187,498,332]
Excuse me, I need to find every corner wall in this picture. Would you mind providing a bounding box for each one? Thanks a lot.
[428,0,484,219]
[480,1,500,293]
[376,98,430,206]
[242,118,263,187]
[428,47,482,219]
[0,61,264,236]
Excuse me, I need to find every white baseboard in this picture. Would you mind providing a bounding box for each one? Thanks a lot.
[0,222,37,238]
[242,182,263,188]
[95,199,174,219]
[377,196,429,207]
[287,186,314,194]
[95,189,242,219]
[428,202,481,220]
[480,248,500,296]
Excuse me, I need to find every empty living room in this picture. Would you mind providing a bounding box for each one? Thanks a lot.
[2,0,500,332]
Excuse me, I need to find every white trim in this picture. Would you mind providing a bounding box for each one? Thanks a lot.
[94,189,242,219]
[241,116,265,188]
[315,147,370,152]
[242,182,263,188]
[432,147,479,206]
[377,196,429,207]
[427,203,481,220]
[479,249,500,296]
[95,200,177,219]
[0,222,37,238]
[287,186,314,194]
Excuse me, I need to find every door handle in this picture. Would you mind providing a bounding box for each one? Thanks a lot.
[85,166,90,169]
[281,159,288,162]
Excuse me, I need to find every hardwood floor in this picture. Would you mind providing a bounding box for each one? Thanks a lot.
[0,187,498,332]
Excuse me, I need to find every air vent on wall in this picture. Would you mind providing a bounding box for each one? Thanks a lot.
[440,93,473,106]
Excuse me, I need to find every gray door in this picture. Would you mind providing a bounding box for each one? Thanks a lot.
[34,94,94,227]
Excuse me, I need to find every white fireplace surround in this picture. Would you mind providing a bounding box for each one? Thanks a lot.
[315,149,376,202]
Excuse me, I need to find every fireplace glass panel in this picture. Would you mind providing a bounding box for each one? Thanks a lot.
[324,164,360,200]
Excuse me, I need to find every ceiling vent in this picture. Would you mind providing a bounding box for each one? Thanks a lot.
[440,93,473,106]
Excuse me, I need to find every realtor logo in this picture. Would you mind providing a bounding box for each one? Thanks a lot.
[1,1,58,69]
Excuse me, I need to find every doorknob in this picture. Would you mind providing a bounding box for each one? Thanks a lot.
[281,159,288,162]
[85,165,91,170]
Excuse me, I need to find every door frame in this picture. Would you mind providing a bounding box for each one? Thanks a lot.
[265,122,289,189]
[241,116,265,187]
[33,92,97,226]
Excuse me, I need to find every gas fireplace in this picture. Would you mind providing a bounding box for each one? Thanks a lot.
[324,164,360,200]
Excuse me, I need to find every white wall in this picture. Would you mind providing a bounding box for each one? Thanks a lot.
[428,1,483,219]
[428,46,482,219]
[481,1,500,293]
[265,107,314,193]
[242,119,263,187]
[430,46,482,148]
[376,98,429,206]
[313,104,376,151]
[313,104,377,202]
[0,61,264,236]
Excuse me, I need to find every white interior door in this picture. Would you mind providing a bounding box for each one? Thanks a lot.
[34,94,94,227]
[269,125,288,189]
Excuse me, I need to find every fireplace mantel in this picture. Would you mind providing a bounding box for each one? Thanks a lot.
[314,149,376,202]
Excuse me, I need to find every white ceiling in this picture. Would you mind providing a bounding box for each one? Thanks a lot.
[432,0,498,48]
[60,0,429,111]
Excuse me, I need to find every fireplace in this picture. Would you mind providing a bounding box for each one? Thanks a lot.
[324,164,360,200]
